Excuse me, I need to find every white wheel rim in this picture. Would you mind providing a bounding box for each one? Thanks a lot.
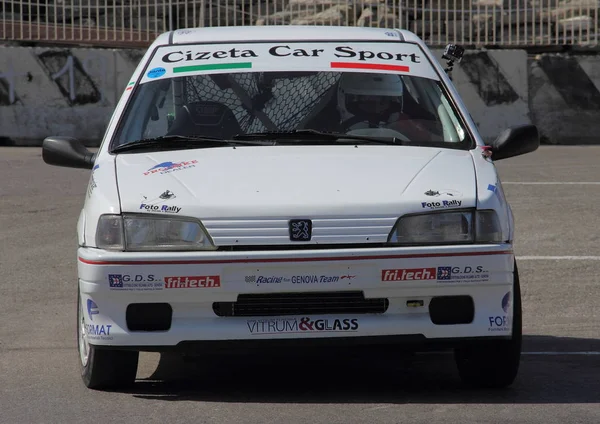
[78,297,90,367]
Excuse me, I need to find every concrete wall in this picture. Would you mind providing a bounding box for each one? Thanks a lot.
[0,46,144,146]
[529,54,600,145]
[0,45,599,146]
[432,49,532,143]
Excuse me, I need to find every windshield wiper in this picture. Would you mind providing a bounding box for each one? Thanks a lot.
[232,129,405,145]
[111,135,269,153]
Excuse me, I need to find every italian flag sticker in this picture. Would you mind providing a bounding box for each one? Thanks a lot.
[173,62,253,73]
[331,62,410,73]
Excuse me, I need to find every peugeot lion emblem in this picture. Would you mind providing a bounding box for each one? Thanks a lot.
[289,219,312,241]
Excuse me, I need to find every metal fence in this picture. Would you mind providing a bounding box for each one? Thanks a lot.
[0,0,598,48]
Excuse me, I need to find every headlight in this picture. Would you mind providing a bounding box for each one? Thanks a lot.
[96,214,216,251]
[389,210,503,245]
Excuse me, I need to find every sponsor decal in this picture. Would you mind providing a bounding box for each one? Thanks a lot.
[144,160,198,176]
[139,203,181,214]
[502,291,511,313]
[142,42,438,83]
[87,299,99,321]
[382,268,436,281]
[108,274,123,287]
[247,316,359,335]
[161,46,420,64]
[87,164,99,199]
[147,67,166,78]
[163,49,258,63]
[488,315,511,332]
[421,199,462,209]
[142,42,437,82]
[332,46,420,63]
[108,274,163,291]
[164,275,220,288]
[424,189,462,197]
[487,181,503,199]
[159,190,175,199]
[436,265,490,283]
[245,275,279,284]
[292,274,344,284]
[382,266,490,283]
[489,291,512,332]
[85,324,113,340]
[139,190,180,212]
[245,274,355,285]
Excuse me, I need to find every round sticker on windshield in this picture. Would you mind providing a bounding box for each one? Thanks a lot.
[147,67,166,79]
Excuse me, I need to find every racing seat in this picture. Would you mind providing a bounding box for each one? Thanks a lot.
[166,101,243,139]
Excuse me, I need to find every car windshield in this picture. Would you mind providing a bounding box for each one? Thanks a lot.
[111,41,472,150]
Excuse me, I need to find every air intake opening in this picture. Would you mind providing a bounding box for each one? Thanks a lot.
[213,291,389,317]
[429,296,474,325]
[126,303,172,331]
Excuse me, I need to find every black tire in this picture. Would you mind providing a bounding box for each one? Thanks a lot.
[77,287,139,390]
[454,260,522,389]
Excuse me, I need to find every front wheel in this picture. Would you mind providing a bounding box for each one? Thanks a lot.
[454,261,522,389]
[77,286,139,390]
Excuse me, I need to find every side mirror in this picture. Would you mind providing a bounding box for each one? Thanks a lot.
[488,124,540,161]
[42,136,96,170]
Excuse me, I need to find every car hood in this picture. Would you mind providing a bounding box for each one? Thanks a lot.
[115,145,476,245]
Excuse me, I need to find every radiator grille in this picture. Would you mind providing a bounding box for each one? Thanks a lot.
[213,291,389,317]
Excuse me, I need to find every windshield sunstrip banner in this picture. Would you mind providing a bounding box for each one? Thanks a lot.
[139,42,439,84]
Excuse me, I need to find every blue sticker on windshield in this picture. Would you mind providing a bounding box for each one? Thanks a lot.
[147,67,166,79]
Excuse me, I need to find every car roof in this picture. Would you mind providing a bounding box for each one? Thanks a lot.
[153,25,424,47]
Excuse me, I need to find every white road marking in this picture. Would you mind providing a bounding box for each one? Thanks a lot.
[522,352,600,356]
[516,256,600,260]
[421,351,600,356]
[503,182,600,185]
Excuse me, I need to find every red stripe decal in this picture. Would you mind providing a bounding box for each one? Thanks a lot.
[78,250,513,266]
[331,62,410,72]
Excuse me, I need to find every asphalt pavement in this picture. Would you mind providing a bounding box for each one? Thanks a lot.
[1,146,599,423]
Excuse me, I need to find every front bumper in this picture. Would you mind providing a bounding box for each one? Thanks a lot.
[78,244,516,349]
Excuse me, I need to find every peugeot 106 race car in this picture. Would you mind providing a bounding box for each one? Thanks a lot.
[42,25,539,390]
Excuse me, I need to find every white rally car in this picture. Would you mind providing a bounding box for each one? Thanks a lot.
[42,26,539,390]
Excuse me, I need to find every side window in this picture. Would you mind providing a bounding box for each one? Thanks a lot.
[115,80,175,145]
[143,87,176,139]
[436,86,465,141]
[410,79,466,143]
[402,77,421,104]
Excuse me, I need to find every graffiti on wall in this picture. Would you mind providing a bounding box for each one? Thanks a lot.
[0,65,29,105]
[0,48,120,106]
[459,52,520,106]
[36,50,104,105]
[0,46,146,144]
